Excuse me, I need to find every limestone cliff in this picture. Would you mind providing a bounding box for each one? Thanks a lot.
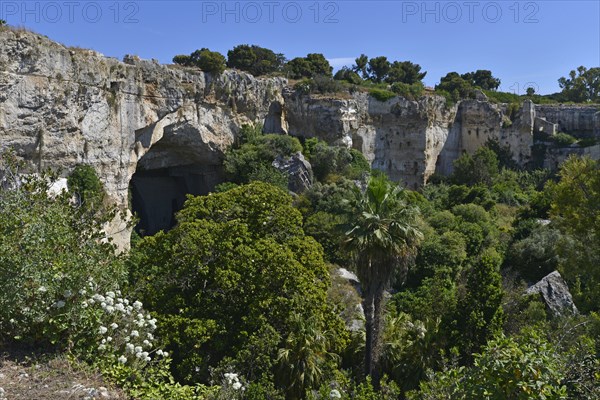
[1,28,599,248]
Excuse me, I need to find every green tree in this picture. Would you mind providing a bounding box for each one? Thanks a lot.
[461,69,501,90]
[190,48,226,74]
[224,133,302,188]
[172,54,191,65]
[435,72,474,101]
[334,67,362,84]
[456,249,504,358]
[344,174,423,386]
[367,56,391,83]
[0,19,8,26]
[227,44,284,76]
[547,156,600,311]
[172,48,226,74]
[353,54,369,79]
[386,61,427,85]
[286,57,314,79]
[67,164,105,210]
[285,53,332,79]
[451,147,499,186]
[130,182,345,386]
[276,313,340,399]
[558,66,600,102]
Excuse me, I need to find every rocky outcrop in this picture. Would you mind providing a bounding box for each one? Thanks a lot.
[0,28,286,249]
[272,152,313,193]
[285,91,458,188]
[526,271,578,317]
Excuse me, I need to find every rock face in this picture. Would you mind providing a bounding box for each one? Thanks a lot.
[1,28,599,248]
[0,28,286,248]
[526,271,578,317]
[272,152,313,193]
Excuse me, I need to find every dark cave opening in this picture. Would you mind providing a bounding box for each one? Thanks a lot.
[130,165,223,236]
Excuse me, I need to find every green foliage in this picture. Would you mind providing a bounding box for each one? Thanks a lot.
[547,156,600,311]
[390,81,424,100]
[130,182,346,390]
[461,69,501,90]
[294,75,348,95]
[353,54,369,80]
[386,61,427,85]
[380,312,442,393]
[435,72,474,102]
[483,89,521,104]
[173,48,227,74]
[451,147,499,186]
[224,132,302,188]
[286,53,333,79]
[0,152,125,348]
[552,132,577,147]
[409,333,567,400]
[0,19,7,27]
[484,138,517,169]
[369,88,396,102]
[344,174,423,384]
[506,225,562,282]
[456,249,505,357]
[305,139,370,182]
[334,67,362,85]
[67,164,105,210]
[558,66,600,103]
[227,44,284,76]
[277,313,340,399]
[526,86,536,96]
[436,70,500,102]
[367,56,390,83]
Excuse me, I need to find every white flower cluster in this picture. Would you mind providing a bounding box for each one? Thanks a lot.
[330,389,342,398]
[82,279,167,367]
[224,372,244,391]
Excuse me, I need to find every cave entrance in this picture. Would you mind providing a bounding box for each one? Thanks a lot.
[130,164,223,236]
[129,119,226,236]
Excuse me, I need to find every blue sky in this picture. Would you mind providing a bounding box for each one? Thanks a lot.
[2,0,598,94]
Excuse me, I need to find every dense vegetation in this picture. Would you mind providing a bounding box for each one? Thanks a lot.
[2,122,600,398]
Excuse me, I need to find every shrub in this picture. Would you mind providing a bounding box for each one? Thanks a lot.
[369,88,396,102]
[552,132,577,146]
[578,137,598,147]
[67,164,105,209]
[0,152,125,348]
[224,133,302,186]
[390,81,424,100]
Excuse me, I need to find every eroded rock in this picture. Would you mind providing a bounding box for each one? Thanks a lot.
[526,271,578,317]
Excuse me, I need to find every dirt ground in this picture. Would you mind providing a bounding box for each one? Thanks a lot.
[0,349,126,400]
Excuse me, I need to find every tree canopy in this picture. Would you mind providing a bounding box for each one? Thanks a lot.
[172,48,227,74]
[227,44,285,76]
[558,66,600,102]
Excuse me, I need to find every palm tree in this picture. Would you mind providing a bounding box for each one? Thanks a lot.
[277,313,340,399]
[344,174,423,386]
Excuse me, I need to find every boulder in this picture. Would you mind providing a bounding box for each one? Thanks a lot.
[526,271,578,317]
[272,152,313,193]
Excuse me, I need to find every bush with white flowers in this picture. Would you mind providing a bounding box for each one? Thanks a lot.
[76,278,168,369]
[209,372,246,400]
[0,155,126,347]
